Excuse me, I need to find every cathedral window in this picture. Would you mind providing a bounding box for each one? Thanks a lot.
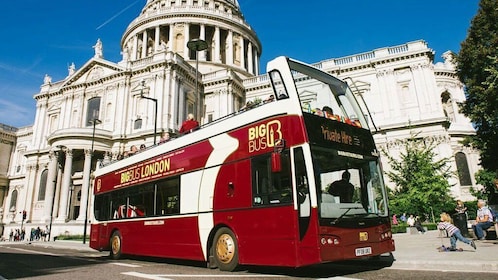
[441,91,455,123]
[134,118,143,130]
[86,97,101,126]
[455,152,472,186]
[38,169,48,201]
[9,189,18,212]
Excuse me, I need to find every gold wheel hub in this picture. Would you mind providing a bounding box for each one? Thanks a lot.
[111,236,120,255]
[216,233,235,264]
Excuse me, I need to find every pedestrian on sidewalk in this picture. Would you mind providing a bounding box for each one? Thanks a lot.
[454,200,469,237]
[438,212,476,251]
[392,214,399,226]
[414,216,426,234]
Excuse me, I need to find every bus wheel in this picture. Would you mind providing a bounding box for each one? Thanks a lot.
[213,228,239,271]
[110,231,122,260]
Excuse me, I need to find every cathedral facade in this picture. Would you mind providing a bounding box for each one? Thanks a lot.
[0,0,478,239]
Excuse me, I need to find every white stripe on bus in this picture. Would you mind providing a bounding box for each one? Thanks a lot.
[198,133,239,260]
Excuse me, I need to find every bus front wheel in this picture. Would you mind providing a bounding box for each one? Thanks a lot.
[110,231,122,260]
[213,228,239,271]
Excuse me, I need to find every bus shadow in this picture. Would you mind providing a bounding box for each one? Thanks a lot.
[124,253,394,278]
[242,254,395,278]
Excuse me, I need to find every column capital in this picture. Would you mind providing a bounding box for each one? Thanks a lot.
[85,149,92,157]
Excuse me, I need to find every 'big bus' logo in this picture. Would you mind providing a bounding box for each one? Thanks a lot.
[248,120,282,153]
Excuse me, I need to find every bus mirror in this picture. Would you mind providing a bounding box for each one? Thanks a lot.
[271,152,282,173]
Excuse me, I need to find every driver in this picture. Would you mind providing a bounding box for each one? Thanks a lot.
[328,170,354,203]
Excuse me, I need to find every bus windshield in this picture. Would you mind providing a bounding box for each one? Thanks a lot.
[311,146,389,219]
[287,59,368,129]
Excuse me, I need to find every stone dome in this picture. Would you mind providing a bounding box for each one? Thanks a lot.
[121,0,261,77]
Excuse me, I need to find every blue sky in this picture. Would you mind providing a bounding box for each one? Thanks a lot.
[0,0,480,128]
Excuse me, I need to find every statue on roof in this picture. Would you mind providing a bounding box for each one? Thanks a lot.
[68,62,76,76]
[93,38,103,58]
[43,74,52,85]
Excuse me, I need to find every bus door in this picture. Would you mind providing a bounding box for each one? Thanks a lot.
[292,146,321,266]
[293,147,311,241]
[93,193,111,250]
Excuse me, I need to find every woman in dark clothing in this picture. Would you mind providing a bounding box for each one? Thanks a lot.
[454,200,469,237]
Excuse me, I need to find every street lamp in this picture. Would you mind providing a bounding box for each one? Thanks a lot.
[187,39,208,98]
[138,80,158,145]
[83,117,101,244]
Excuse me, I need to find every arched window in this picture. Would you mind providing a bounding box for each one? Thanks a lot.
[86,97,101,126]
[455,152,472,186]
[134,118,143,129]
[38,169,48,201]
[441,91,455,123]
[9,189,18,212]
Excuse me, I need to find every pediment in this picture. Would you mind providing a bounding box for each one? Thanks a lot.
[60,58,126,87]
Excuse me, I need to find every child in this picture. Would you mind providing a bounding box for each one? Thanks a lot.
[438,212,476,251]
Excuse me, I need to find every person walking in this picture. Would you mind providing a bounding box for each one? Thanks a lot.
[392,214,399,226]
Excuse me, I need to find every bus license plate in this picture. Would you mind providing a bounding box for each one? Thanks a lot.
[355,247,372,256]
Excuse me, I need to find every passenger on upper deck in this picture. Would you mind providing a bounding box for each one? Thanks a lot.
[125,145,139,157]
[179,113,199,134]
[322,106,333,116]
[159,131,170,144]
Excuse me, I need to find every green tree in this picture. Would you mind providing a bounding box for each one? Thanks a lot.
[456,0,498,173]
[383,135,455,221]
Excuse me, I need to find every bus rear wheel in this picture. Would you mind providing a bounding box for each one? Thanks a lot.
[110,231,122,260]
[213,228,239,271]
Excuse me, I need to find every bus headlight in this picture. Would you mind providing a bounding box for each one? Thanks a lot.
[321,235,340,246]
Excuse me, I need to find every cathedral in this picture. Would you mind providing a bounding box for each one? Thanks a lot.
[0,0,478,239]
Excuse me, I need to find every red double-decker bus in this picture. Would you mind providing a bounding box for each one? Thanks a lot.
[90,57,395,271]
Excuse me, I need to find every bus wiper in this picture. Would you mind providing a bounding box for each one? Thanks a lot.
[331,206,365,225]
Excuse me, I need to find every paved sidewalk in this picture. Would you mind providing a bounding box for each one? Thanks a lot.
[390,229,498,272]
[1,239,95,252]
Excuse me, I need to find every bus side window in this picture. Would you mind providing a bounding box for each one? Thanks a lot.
[156,177,180,215]
[252,151,292,206]
[128,184,154,218]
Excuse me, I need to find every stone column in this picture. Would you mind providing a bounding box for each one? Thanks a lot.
[24,164,39,219]
[239,36,245,70]
[154,26,161,52]
[227,30,233,65]
[214,26,221,62]
[254,50,260,75]
[169,24,174,52]
[141,30,148,58]
[132,35,138,60]
[42,151,58,223]
[247,42,254,74]
[56,149,73,222]
[184,23,190,59]
[199,24,206,61]
[77,149,92,221]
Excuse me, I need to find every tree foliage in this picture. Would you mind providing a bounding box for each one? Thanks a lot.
[383,135,455,221]
[456,0,498,172]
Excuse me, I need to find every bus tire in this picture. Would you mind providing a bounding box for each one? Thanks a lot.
[109,231,122,260]
[213,228,239,271]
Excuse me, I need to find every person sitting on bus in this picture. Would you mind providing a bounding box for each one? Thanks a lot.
[264,94,275,103]
[113,205,145,219]
[327,171,354,203]
[125,145,139,157]
[322,106,333,117]
[139,144,146,152]
[159,131,170,144]
[179,113,199,134]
